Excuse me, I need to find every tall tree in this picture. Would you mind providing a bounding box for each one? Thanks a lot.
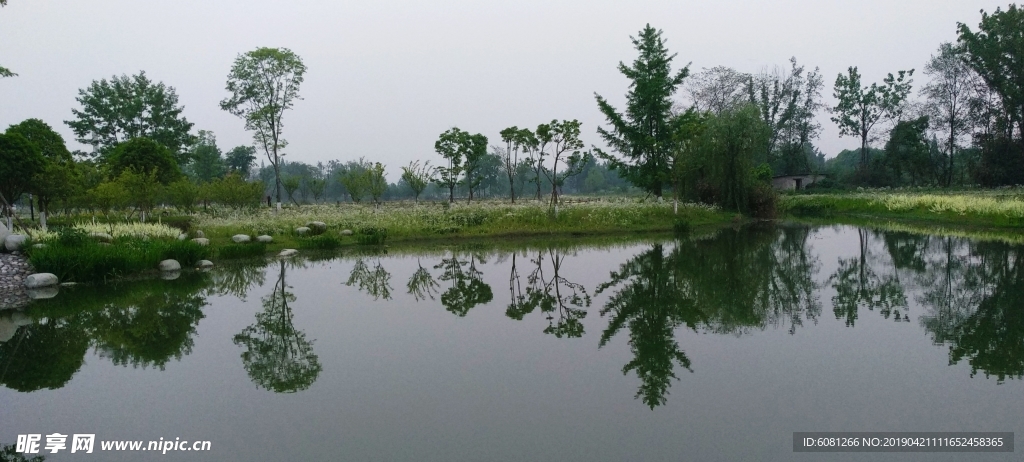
[958,5,1024,148]
[595,24,689,198]
[367,162,388,207]
[461,132,488,203]
[220,47,307,211]
[747,58,824,171]
[831,67,914,174]
[687,66,749,115]
[884,116,933,186]
[923,43,977,187]
[0,132,44,216]
[540,119,589,213]
[499,126,525,203]
[434,127,466,203]
[106,137,181,185]
[6,119,75,229]
[65,71,196,161]
[188,130,226,183]
[225,145,257,177]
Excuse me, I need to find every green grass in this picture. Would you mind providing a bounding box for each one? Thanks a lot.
[27,237,210,283]
[779,191,1024,228]
[216,242,268,259]
[297,235,343,250]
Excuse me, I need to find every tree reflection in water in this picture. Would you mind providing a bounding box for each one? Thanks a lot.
[435,252,493,317]
[596,226,823,408]
[346,258,393,301]
[506,249,591,338]
[234,260,322,393]
[407,259,440,302]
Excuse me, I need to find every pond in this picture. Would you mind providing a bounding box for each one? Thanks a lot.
[1,224,1022,461]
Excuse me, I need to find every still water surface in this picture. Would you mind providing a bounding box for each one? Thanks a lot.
[1,224,1022,461]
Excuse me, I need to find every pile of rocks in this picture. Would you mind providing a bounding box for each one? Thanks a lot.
[0,252,34,310]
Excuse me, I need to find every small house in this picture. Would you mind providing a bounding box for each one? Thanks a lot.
[772,173,823,191]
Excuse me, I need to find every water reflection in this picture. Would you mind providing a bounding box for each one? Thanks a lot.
[234,260,322,393]
[435,252,493,317]
[506,249,591,338]
[3,224,1023,407]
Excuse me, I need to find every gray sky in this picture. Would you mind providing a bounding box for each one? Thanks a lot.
[0,0,1009,178]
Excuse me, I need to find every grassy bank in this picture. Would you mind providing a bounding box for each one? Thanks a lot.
[190,199,731,253]
[18,199,733,283]
[779,190,1024,229]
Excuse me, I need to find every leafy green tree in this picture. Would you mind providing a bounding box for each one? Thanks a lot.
[225,145,257,177]
[539,119,589,212]
[922,43,977,187]
[282,175,301,205]
[116,169,163,221]
[65,71,196,161]
[958,5,1024,148]
[367,162,388,206]
[6,119,75,228]
[697,104,770,213]
[667,109,706,213]
[461,132,488,203]
[499,127,532,203]
[400,160,433,202]
[884,116,933,186]
[687,66,750,115]
[0,132,44,210]
[831,67,914,174]
[207,173,264,209]
[234,261,321,393]
[106,137,181,184]
[220,47,307,210]
[307,176,326,203]
[339,159,371,203]
[87,180,129,217]
[747,58,824,172]
[595,25,690,198]
[434,127,466,203]
[188,130,226,183]
[166,178,200,213]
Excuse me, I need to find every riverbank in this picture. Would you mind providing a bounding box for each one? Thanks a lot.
[778,191,1024,229]
[15,199,734,285]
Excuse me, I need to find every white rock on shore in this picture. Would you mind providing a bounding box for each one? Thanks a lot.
[232,234,251,243]
[24,273,59,289]
[158,259,181,272]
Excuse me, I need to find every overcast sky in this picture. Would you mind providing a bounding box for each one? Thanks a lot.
[0,0,1010,178]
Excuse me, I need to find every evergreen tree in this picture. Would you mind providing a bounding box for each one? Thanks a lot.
[595,24,689,198]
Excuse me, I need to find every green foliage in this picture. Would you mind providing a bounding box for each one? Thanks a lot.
[0,131,45,202]
[282,175,301,205]
[356,226,389,245]
[339,160,371,203]
[697,104,770,213]
[6,118,77,217]
[367,162,388,205]
[225,145,257,177]
[747,58,824,167]
[297,235,342,250]
[188,130,226,182]
[831,66,915,172]
[460,133,489,202]
[207,173,263,209]
[87,180,129,215]
[220,47,306,205]
[66,71,196,160]
[958,5,1024,142]
[434,127,467,202]
[116,168,163,216]
[166,178,200,213]
[884,116,933,185]
[400,160,433,201]
[28,238,210,283]
[107,137,181,184]
[217,242,267,259]
[595,24,689,198]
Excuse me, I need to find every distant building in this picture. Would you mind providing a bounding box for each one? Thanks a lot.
[772,173,823,191]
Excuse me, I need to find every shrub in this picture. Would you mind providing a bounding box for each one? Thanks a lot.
[747,183,777,219]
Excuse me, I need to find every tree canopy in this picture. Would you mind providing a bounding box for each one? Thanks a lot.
[66,71,196,161]
[595,24,689,198]
[106,137,182,184]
